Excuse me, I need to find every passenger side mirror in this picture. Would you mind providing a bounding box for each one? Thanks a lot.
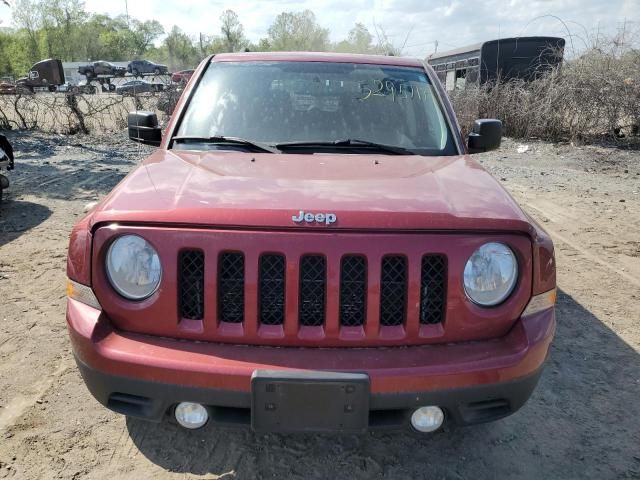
[128,111,161,146]
[467,119,502,154]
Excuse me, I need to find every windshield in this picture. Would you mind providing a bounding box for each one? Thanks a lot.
[175,61,457,155]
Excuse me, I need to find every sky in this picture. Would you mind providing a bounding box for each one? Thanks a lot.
[6,0,640,56]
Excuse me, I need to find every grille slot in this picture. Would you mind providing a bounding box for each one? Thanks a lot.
[339,256,367,326]
[299,255,326,326]
[218,252,245,323]
[178,250,204,320]
[177,246,447,339]
[259,254,286,325]
[420,255,447,324]
[379,256,408,326]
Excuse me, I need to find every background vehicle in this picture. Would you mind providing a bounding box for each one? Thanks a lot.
[427,36,565,91]
[78,61,126,79]
[115,80,164,95]
[171,69,195,83]
[56,83,98,94]
[15,59,65,92]
[127,60,169,77]
[0,134,14,202]
[0,82,34,95]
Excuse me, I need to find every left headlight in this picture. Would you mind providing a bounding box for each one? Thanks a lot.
[463,242,518,307]
[106,234,162,300]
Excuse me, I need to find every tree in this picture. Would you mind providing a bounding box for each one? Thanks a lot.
[219,9,245,52]
[162,25,199,70]
[334,23,374,53]
[38,0,87,60]
[11,0,41,65]
[131,19,164,55]
[267,10,329,51]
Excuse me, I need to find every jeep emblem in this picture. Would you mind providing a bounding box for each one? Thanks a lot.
[292,210,337,225]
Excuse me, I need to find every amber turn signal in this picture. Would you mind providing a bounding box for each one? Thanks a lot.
[521,288,556,318]
[66,279,102,310]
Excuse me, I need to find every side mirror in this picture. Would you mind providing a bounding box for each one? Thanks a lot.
[128,111,161,146]
[467,119,502,154]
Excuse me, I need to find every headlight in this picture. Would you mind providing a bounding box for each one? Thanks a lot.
[463,242,518,306]
[106,234,162,300]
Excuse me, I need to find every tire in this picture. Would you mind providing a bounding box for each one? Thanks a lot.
[154,67,161,75]
[132,69,139,78]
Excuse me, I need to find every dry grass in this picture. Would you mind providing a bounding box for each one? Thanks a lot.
[0,90,177,134]
[451,43,640,143]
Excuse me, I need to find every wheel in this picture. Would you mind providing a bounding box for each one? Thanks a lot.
[132,69,139,77]
[154,67,161,75]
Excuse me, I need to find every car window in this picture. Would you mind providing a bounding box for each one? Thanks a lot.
[176,61,456,155]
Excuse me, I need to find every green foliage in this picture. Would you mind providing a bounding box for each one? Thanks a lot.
[220,9,246,52]
[161,26,200,71]
[333,23,374,54]
[267,10,330,51]
[0,4,408,77]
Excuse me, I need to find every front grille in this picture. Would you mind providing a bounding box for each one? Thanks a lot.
[178,250,204,320]
[181,248,446,340]
[379,256,407,326]
[339,256,367,326]
[299,255,326,326]
[218,252,244,323]
[259,254,286,325]
[420,255,447,324]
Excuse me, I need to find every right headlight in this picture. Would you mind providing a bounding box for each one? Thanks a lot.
[106,234,162,300]
[463,242,518,306]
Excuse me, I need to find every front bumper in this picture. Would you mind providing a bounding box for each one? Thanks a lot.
[67,299,555,430]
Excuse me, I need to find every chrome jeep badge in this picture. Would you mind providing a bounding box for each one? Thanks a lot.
[292,210,337,225]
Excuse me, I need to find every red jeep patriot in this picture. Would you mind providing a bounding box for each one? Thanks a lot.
[66,52,556,434]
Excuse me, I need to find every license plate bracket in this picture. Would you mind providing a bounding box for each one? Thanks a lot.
[251,370,370,433]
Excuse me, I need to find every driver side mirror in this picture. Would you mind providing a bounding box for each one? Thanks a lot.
[128,111,161,146]
[467,119,502,154]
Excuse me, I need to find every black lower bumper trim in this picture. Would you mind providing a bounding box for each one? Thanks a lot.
[75,356,544,431]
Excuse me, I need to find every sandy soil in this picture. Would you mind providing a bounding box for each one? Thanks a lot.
[0,132,639,479]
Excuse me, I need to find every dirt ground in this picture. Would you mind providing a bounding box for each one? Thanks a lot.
[0,131,638,479]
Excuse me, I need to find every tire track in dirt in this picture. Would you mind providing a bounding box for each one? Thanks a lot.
[0,361,68,432]
[523,201,640,288]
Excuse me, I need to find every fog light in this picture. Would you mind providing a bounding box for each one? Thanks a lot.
[411,406,444,433]
[175,402,208,429]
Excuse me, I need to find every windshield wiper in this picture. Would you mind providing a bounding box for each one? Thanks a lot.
[172,135,279,154]
[274,139,416,155]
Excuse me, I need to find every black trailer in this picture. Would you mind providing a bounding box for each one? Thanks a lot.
[427,36,565,92]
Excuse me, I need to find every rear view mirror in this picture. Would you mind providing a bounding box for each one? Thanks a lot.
[467,119,502,154]
[128,111,161,146]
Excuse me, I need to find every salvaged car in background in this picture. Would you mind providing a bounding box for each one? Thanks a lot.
[67,52,556,435]
[115,80,164,95]
[0,82,33,95]
[171,69,195,83]
[127,60,169,77]
[78,61,127,79]
[0,134,14,201]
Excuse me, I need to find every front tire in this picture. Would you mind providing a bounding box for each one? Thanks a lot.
[132,69,139,78]
[154,67,161,76]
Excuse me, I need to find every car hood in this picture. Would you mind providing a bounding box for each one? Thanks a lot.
[90,149,532,232]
